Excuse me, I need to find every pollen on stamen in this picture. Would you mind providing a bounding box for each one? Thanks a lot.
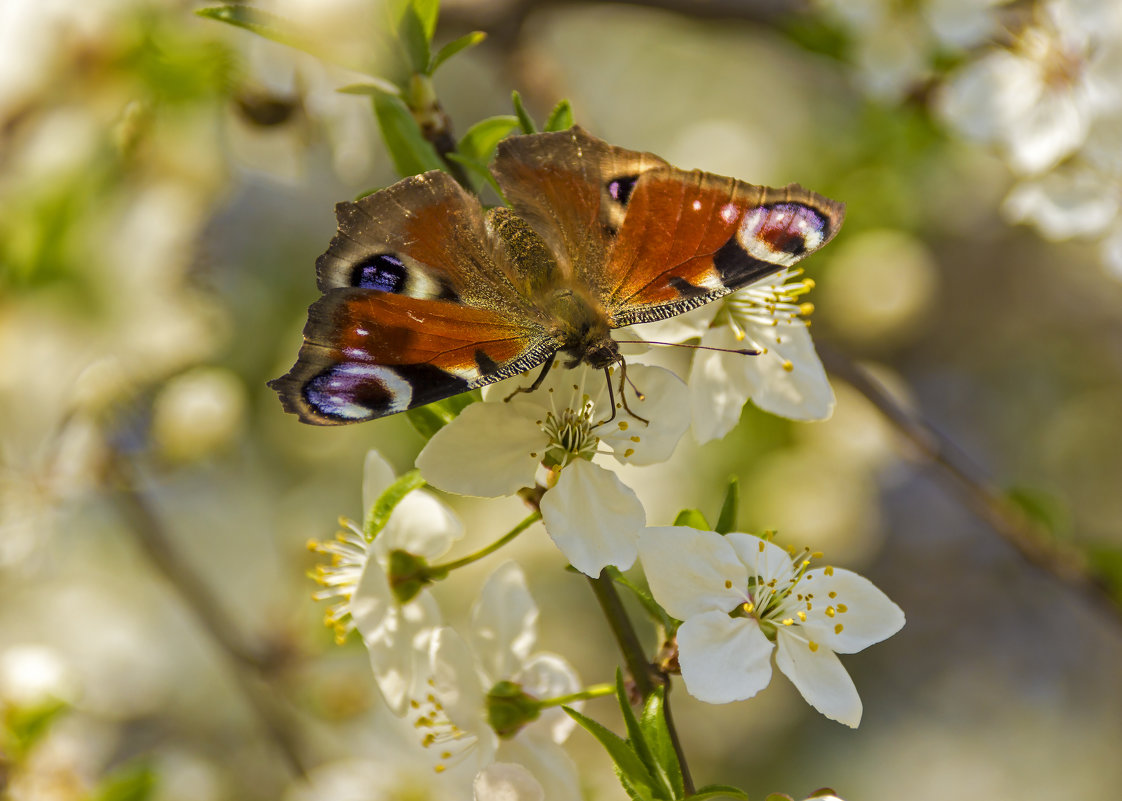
[782,360,794,372]
[825,606,836,618]
[724,580,732,588]
[623,448,635,457]
[824,566,834,576]
[837,603,848,613]
[618,421,628,430]
[781,618,794,626]
[743,601,754,613]
[630,435,640,442]
[835,623,844,634]
[797,611,807,621]
[809,641,819,652]
[828,591,837,598]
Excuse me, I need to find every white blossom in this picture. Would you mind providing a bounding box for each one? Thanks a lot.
[637,526,904,727]
[635,270,833,444]
[310,450,463,714]
[417,363,689,575]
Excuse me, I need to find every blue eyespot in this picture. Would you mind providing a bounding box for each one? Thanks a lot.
[353,254,407,293]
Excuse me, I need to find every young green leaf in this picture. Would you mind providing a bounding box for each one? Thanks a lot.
[337,79,403,97]
[373,93,446,177]
[404,391,480,439]
[511,90,538,134]
[445,153,504,197]
[431,31,487,73]
[90,762,157,801]
[605,567,675,632]
[364,469,427,540]
[615,671,664,794]
[692,786,754,801]
[391,0,435,75]
[564,705,662,800]
[715,476,739,534]
[544,99,574,132]
[458,115,520,163]
[196,6,362,74]
[673,509,709,530]
[639,688,685,798]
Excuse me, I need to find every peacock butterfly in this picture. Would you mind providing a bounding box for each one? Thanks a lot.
[269,126,845,425]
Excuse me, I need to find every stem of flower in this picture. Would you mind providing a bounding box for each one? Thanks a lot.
[587,571,695,794]
[537,683,615,707]
[427,510,542,574]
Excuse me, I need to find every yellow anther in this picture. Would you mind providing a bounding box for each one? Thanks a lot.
[824,566,834,576]
[759,541,766,552]
[306,539,319,551]
[782,360,794,372]
[803,278,815,290]
[725,580,733,589]
[441,751,452,759]
[828,591,837,598]
[797,611,807,621]
[811,551,824,559]
[808,641,819,652]
[435,765,446,774]
[623,448,635,457]
[825,606,835,618]
[835,624,844,634]
[630,435,641,442]
[837,604,848,613]
[799,302,815,316]
[781,618,794,626]
[618,421,629,430]
[743,601,754,614]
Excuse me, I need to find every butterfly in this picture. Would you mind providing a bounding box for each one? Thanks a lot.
[269,126,845,425]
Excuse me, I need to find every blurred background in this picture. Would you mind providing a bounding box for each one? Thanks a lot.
[3,0,1122,799]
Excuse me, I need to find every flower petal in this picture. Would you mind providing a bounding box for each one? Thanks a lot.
[775,628,862,727]
[637,526,746,619]
[349,562,441,715]
[471,561,538,682]
[797,568,905,654]
[724,532,797,588]
[362,449,396,518]
[516,652,582,745]
[496,740,581,801]
[430,626,488,737]
[740,321,833,422]
[688,330,756,443]
[380,489,464,560]
[539,459,644,575]
[417,401,546,497]
[474,762,545,801]
[677,612,773,704]
[598,364,690,465]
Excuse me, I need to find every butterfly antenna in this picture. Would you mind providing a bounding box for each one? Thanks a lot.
[615,340,762,356]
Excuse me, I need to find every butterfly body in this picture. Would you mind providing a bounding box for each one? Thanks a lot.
[270,127,844,425]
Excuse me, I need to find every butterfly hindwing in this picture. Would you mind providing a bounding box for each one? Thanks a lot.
[269,289,554,425]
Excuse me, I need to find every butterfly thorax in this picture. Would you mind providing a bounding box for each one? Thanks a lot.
[487,206,620,369]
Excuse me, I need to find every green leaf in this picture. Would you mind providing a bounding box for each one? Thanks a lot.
[196,6,364,74]
[640,688,684,798]
[543,99,574,132]
[691,786,754,800]
[4,698,68,757]
[337,79,403,97]
[90,762,157,801]
[715,476,739,534]
[364,469,427,540]
[1005,485,1071,539]
[431,30,487,73]
[565,705,661,800]
[615,672,664,791]
[605,567,675,631]
[373,92,446,177]
[405,391,480,439]
[762,794,794,801]
[673,509,709,530]
[445,152,504,197]
[458,115,520,163]
[390,0,436,75]
[511,91,538,134]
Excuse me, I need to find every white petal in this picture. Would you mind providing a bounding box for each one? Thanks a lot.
[471,561,538,682]
[796,568,905,654]
[516,652,582,744]
[637,526,746,619]
[430,627,488,737]
[361,449,396,518]
[349,564,441,715]
[677,612,774,704]
[775,629,862,727]
[1002,171,1120,240]
[598,365,690,465]
[724,532,797,588]
[744,324,833,421]
[1006,90,1089,174]
[474,762,545,801]
[539,460,644,576]
[417,401,546,497]
[496,740,581,801]
[1103,224,1122,279]
[380,489,464,560]
[630,302,718,344]
[688,330,756,444]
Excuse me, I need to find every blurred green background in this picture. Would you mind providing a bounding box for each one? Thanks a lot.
[3,0,1122,799]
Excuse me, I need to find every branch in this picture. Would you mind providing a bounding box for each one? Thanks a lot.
[817,343,1122,626]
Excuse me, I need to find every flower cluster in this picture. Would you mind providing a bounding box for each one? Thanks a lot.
[937,0,1122,276]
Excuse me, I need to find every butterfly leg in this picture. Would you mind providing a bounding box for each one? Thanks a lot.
[504,352,557,402]
[616,359,650,425]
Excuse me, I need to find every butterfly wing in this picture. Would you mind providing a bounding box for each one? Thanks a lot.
[491,127,845,328]
[270,289,555,425]
[272,169,555,425]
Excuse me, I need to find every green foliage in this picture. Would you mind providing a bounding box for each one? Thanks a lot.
[373,92,447,176]
[90,762,157,801]
[405,391,480,439]
[431,30,487,73]
[453,115,521,193]
[364,469,427,541]
[673,509,709,530]
[1005,485,1072,539]
[544,99,574,132]
[512,91,539,134]
[607,567,676,633]
[196,5,358,73]
[2,698,68,760]
[715,477,740,535]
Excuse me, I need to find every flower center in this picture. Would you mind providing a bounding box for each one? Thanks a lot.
[410,678,477,774]
[717,270,816,368]
[308,519,369,644]
[538,380,600,466]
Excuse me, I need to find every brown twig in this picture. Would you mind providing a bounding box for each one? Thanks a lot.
[106,446,312,779]
[817,343,1122,626]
